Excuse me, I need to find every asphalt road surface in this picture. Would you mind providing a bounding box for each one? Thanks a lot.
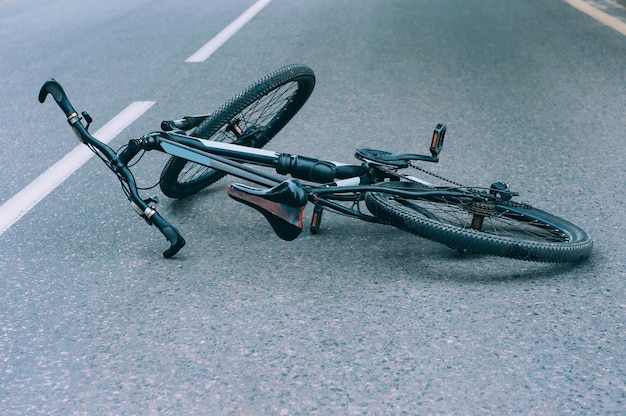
[1,0,625,414]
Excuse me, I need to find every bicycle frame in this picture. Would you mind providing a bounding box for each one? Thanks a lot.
[153,131,461,211]
[146,131,395,220]
[158,133,291,187]
[38,78,466,258]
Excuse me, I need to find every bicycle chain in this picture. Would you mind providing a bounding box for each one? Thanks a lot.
[407,162,465,187]
[384,162,533,210]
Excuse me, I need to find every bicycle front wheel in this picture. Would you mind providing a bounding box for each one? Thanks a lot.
[160,64,315,198]
[365,182,592,263]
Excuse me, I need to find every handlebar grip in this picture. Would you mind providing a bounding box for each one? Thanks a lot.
[39,79,76,118]
[161,115,208,132]
[150,212,186,258]
[161,119,191,131]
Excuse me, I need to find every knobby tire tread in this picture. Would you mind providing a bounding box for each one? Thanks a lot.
[160,64,315,198]
[365,183,593,263]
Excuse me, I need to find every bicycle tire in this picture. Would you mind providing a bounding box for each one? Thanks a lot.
[365,182,593,263]
[160,64,316,198]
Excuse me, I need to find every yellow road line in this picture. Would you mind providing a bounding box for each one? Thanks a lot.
[563,0,626,36]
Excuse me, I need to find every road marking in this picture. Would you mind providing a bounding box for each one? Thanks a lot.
[564,0,626,36]
[186,0,273,62]
[0,101,155,236]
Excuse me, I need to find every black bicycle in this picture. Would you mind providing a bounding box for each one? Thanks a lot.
[39,64,592,262]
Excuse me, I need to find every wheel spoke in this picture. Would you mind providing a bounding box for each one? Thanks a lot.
[177,82,301,184]
[394,195,569,243]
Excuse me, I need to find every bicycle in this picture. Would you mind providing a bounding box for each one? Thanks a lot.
[39,64,592,262]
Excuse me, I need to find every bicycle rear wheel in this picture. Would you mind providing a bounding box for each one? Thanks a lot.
[365,182,592,263]
[160,64,315,198]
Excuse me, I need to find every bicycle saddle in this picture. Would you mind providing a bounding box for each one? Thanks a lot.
[227,179,308,241]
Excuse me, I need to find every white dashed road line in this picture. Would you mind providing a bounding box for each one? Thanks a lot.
[186,0,272,62]
[2,0,273,235]
[0,101,155,236]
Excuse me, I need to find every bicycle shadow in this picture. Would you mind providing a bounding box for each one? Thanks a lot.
[304,223,594,283]
[360,226,596,283]
[414,250,593,283]
[162,188,595,283]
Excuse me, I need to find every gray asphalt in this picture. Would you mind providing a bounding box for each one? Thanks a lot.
[1,0,625,414]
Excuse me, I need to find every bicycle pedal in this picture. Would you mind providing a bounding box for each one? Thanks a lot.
[430,123,446,158]
[310,204,324,234]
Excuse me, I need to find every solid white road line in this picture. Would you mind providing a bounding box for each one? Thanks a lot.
[564,0,626,36]
[0,101,155,236]
[186,0,273,62]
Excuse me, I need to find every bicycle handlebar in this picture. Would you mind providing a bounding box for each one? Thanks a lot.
[39,78,187,258]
